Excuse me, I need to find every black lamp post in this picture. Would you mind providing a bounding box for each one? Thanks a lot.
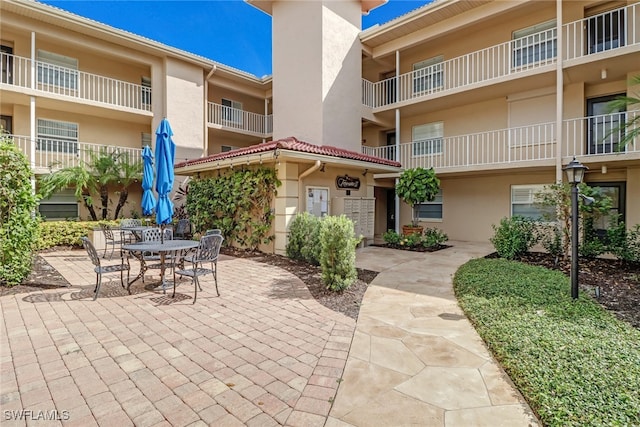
[563,157,588,300]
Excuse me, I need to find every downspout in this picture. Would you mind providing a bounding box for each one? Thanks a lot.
[555,0,563,183]
[298,160,322,180]
[395,50,401,233]
[204,65,217,157]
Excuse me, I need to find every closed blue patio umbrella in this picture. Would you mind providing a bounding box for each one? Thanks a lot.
[155,118,176,231]
[141,145,155,216]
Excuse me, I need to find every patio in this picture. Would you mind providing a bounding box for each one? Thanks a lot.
[0,250,354,426]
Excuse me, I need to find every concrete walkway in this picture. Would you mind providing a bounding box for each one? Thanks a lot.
[0,242,540,426]
[328,241,540,427]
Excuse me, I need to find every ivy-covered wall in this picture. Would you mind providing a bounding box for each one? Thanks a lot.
[186,167,281,251]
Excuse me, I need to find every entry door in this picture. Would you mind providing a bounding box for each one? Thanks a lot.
[386,132,396,161]
[1,45,13,84]
[587,95,625,154]
[386,188,396,232]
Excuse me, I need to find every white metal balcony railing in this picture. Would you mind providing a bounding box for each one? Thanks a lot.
[362,111,639,170]
[363,3,639,109]
[7,134,142,172]
[0,52,152,112]
[207,102,273,136]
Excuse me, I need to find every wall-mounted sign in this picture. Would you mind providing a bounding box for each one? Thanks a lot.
[336,175,360,190]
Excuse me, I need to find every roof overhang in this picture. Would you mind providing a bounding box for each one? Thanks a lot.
[246,0,387,16]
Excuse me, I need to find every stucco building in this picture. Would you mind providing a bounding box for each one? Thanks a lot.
[1,0,639,254]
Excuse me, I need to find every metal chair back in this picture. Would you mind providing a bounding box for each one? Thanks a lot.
[82,236,102,268]
[205,229,222,236]
[193,234,224,264]
[121,218,142,228]
[175,219,192,239]
[142,227,173,242]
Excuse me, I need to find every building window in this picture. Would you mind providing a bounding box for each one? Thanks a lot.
[412,122,443,156]
[512,20,557,68]
[221,98,243,125]
[511,184,553,220]
[413,56,443,94]
[587,94,626,154]
[1,45,13,85]
[587,6,625,54]
[221,145,240,153]
[37,50,78,90]
[38,188,78,220]
[416,189,442,220]
[0,115,12,134]
[37,119,78,153]
[141,76,151,109]
[141,132,152,148]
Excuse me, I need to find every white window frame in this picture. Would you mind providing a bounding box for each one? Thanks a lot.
[412,122,443,156]
[417,189,443,221]
[511,184,554,221]
[221,98,243,125]
[36,118,78,154]
[36,50,78,90]
[141,76,151,109]
[413,55,443,95]
[38,188,79,220]
[512,20,557,69]
[141,132,152,148]
[306,186,329,218]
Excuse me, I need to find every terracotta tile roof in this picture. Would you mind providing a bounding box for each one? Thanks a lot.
[174,137,401,169]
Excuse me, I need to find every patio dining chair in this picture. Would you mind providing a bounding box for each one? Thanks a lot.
[173,233,224,304]
[81,237,130,300]
[140,227,174,283]
[99,223,125,259]
[120,218,142,243]
[174,218,192,240]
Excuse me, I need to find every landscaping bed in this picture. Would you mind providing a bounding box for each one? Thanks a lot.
[454,257,640,426]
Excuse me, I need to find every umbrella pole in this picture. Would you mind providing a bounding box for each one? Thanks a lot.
[161,223,165,243]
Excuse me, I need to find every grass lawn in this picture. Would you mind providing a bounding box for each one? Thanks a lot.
[454,258,640,427]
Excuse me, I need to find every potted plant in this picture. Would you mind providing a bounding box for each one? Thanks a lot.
[396,167,440,235]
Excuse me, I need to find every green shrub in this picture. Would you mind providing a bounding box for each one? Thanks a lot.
[286,212,321,265]
[490,216,538,260]
[382,229,401,245]
[0,139,40,286]
[319,215,358,291]
[423,227,448,247]
[607,219,640,263]
[454,258,640,427]
[537,224,564,259]
[401,232,423,248]
[36,221,99,250]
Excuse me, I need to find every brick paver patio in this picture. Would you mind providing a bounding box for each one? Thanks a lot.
[0,250,354,426]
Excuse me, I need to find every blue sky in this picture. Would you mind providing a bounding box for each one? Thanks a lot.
[39,0,429,77]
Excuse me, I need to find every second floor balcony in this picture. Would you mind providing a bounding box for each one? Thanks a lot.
[363,3,639,110]
[0,52,152,112]
[207,102,273,138]
[8,134,142,175]
[363,111,639,173]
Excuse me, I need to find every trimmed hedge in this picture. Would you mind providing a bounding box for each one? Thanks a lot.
[454,258,640,426]
[36,221,102,250]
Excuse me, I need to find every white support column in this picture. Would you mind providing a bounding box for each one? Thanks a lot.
[30,96,36,193]
[395,50,400,103]
[395,178,400,233]
[555,0,564,182]
[263,98,269,143]
[30,32,36,90]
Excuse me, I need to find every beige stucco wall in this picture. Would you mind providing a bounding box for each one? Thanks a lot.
[165,58,206,162]
[272,0,362,151]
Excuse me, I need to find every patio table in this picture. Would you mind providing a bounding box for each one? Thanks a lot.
[123,240,199,293]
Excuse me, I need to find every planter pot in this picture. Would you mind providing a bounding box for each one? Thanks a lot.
[402,225,424,236]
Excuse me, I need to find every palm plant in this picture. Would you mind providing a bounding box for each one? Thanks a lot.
[113,153,143,219]
[89,150,120,220]
[608,75,640,149]
[39,165,99,221]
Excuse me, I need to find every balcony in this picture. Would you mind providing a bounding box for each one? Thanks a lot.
[0,52,152,112]
[8,134,142,174]
[363,3,639,110]
[362,111,639,172]
[207,102,273,138]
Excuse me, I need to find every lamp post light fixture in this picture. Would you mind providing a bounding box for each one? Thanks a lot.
[563,157,589,300]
